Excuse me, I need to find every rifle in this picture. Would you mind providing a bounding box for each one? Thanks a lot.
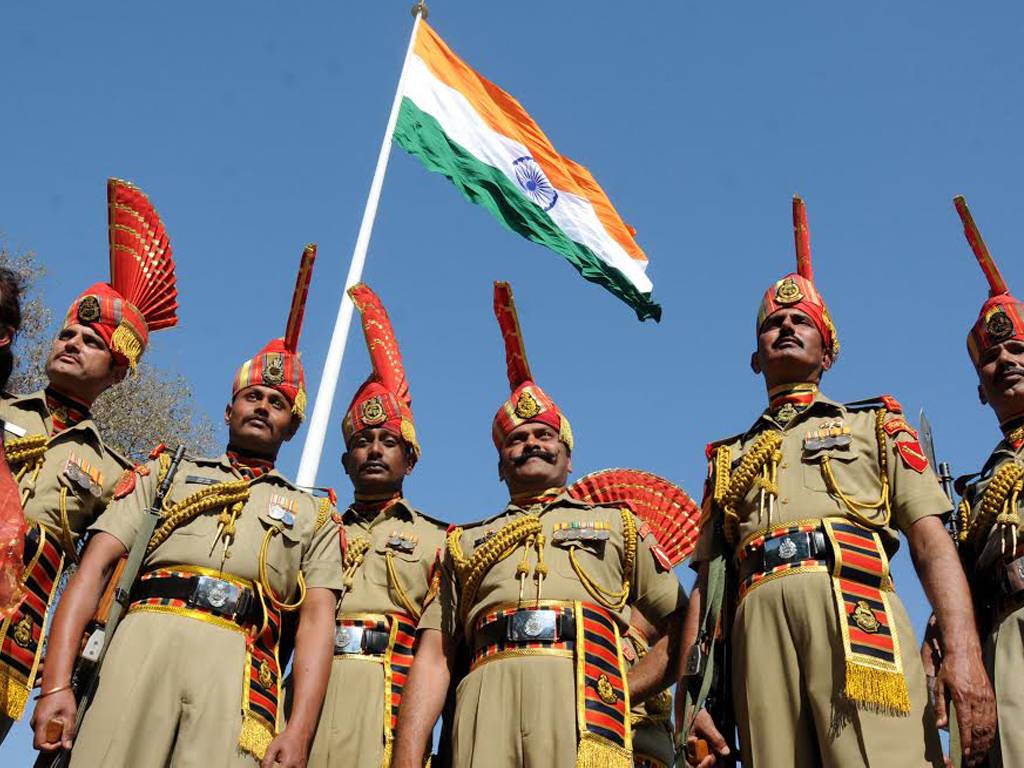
[919,411,956,534]
[36,444,186,768]
[679,516,737,767]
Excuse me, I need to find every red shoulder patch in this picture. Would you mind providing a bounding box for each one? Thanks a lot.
[705,442,715,460]
[112,468,136,500]
[638,521,653,540]
[880,395,903,414]
[882,417,919,440]
[148,443,168,459]
[446,523,459,534]
[895,440,929,473]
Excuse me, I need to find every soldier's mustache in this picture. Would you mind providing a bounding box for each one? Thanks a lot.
[514,450,556,466]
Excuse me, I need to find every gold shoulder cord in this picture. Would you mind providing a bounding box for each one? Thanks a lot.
[258,525,306,612]
[964,462,1024,555]
[568,508,636,611]
[147,478,250,554]
[714,431,783,546]
[448,517,542,622]
[6,434,48,503]
[385,550,423,621]
[313,497,332,532]
[819,409,891,529]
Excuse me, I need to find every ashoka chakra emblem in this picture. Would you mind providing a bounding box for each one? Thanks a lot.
[512,156,558,212]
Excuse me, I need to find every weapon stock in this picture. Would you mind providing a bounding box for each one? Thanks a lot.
[35,444,186,768]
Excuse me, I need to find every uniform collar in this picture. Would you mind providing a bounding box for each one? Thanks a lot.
[198,453,298,489]
[343,495,415,525]
[7,390,104,446]
[751,389,843,434]
[504,488,593,515]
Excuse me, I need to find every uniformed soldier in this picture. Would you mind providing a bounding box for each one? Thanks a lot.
[939,196,1024,767]
[0,266,26,611]
[30,245,341,768]
[307,283,447,767]
[0,179,179,743]
[681,197,994,768]
[392,281,686,768]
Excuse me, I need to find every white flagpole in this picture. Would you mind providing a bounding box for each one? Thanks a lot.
[296,2,427,488]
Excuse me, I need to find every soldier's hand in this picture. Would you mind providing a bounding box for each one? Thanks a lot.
[934,647,996,767]
[261,728,310,768]
[684,708,731,767]
[30,688,77,751]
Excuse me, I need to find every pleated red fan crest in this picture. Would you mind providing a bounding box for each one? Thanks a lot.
[567,468,701,566]
[348,282,411,410]
[493,281,533,390]
[285,244,317,353]
[107,178,178,330]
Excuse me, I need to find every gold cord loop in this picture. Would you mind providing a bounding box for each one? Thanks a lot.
[258,525,306,612]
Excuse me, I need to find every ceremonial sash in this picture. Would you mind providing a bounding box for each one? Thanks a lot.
[822,519,910,715]
[383,613,417,768]
[574,602,632,768]
[0,523,64,719]
[128,567,283,761]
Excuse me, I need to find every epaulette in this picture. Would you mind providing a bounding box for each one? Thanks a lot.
[412,508,451,530]
[314,496,334,532]
[148,442,168,459]
[844,394,903,414]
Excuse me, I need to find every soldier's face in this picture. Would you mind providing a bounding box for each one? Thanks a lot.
[45,323,126,404]
[752,308,832,387]
[977,339,1024,420]
[225,385,298,457]
[342,427,414,494]
[498,421,572,494]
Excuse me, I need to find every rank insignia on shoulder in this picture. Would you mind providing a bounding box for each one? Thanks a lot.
[473,530,497,548]
[387,530,418,553]
[650,542,673,572]
[65,453,104,497]
[268,495,297,527]
[113,468,136,500]
[882,417,918,440]
[185,475,219,486]
[895,440,929,473]
[552,520,611,543]
[802,421,852,451]
[880,395,903,414]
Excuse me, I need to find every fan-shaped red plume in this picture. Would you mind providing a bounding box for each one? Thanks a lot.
[793,195,813,282]
[348,283,411,410]
[285,244,316,354]
[107,178,178,330]
[568,468,701,566]
[493,281,533,390]
[955,195,1009,297]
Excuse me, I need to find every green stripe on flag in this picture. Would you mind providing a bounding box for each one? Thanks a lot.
[394,97,661,322]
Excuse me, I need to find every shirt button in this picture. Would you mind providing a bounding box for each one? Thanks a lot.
[780,498,789,504]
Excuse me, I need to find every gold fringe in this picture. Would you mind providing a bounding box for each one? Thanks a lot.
[110,321,143,371]
[238,711,274,761]
[844,660,911,715]
[576,731,632,768]
[0,663,29,720]
[381,738,393,768]
[292,386,307,420]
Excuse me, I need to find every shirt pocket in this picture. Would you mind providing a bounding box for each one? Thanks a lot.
[552,536,609,579]
[368,536,425,591]
[801,443,884,504]
[257,506,303,578]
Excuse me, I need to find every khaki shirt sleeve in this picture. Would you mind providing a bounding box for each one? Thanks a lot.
[631,516,686,623]
[417,544,459,637]
[300,501,344,592]
[885,421,951,534]
[87,458,159,551]
[689,495,716,566]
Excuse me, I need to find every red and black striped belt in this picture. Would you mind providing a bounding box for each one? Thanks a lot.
[738,524,832,583]
[129,569,263,627]
[472,603,577,665]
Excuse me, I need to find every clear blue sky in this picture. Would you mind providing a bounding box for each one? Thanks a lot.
[2,0,1022,761]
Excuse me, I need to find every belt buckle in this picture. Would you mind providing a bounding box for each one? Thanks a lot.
[335,625,366,654]
[763,532,810,570]
[190,576,242,618]
[508,610,558,642]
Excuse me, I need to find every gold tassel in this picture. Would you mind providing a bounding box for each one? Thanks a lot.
[238,712,275,761]
[0,663,30,720]
[575,731,632,768]
[844,660,911,715]
[381,738,393,768]
[292,386,307,420]
[110,321,143,371]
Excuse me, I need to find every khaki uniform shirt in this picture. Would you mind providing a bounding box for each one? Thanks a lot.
[961,438,1024,572]
[693,391,949,562]
[420,492,684,641]
[0,390,128,545]
[336,498,448,618]
[91,453,342,595]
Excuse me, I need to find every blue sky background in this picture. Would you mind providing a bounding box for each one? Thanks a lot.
[2,0,1023,761]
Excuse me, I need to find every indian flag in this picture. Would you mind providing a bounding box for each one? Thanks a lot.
[394,21,660,321]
